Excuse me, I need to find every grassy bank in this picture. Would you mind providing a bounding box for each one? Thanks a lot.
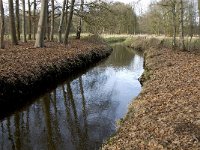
[103,37,200,149]
[123,35,200,52]
[0,37,112,108]
[101,34,130,44]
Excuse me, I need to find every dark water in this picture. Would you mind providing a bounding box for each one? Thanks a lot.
[0,44,144,150]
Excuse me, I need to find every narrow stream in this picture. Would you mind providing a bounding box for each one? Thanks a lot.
[0,44,144,150]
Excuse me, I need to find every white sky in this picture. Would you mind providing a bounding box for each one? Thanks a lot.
[64,0,153,14]
[2,0,153,15]
[85,0,153,14]
[121,0,153,14]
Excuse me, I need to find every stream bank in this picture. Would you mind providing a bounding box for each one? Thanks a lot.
[0,38,112,108]
[0,43,144,150]
[103,38,200,149]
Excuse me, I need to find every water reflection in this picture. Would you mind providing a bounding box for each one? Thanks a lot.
[0,44,144,150]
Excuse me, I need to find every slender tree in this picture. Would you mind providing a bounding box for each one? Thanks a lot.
[65,0,69,27]
[64,0,75,45]
[34,0,48,47]
[8,0,18,45]
[33,0,37,40]
[171,0,177,48]
[76,0,84,39]
[58,0,66,43]
[15,0,20,40]
[198,0,200,36]
[50,0,54,41]
[46,3,50,41]
[179,0,185,50]
[0,0,5,49]
[28,0,32,40]
[22,0,27,42]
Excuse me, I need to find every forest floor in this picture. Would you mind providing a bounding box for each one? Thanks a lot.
[103,42,200,149]
[0,37,112,102]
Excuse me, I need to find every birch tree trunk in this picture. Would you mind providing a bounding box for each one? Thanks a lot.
[0,0,5,49]
[34,0,48,48]
[22,0,27,42]
[8,0,18,45]
[15,0,20,40]
[50,0,54,41]
[58,0,66,43]
[64,0,75,45]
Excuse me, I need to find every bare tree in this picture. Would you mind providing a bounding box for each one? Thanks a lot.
[33,0,37,40]
[28,0,32,40]
[0,0,5,48]
[171,0,177,48]
[22,0,27,42]
[34,0,48,47]
[198,0,200,36]
[160,0,178,48]
[50,0,54,41]
[65,0,69,27]
[15,0,20,40]
[8,0,18,45]
[179,0,185,50]
[58,0,67,43]
[64,0,75,45]
[46,3,50,41]
[76,0,84,39]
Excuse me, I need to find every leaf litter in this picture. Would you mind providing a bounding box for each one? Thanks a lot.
[0,38,112,99]
[103,47,200,150]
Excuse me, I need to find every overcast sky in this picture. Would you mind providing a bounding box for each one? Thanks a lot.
[86,0,153,14]
[2,0,153,15]
[60,0,153,14]
[117,0,153,14]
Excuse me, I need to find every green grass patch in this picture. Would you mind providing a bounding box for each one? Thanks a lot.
[103,37,127,43]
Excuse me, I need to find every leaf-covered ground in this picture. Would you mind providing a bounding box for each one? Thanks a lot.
[103,47,200,149]
[0,38,112,100]
[0,39,108,82]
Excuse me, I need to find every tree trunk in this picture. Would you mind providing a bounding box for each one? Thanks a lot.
[33,0,37,40]
[34,0,48,48]
[28,0,32,40]
[198,0,200,37]
[15,0,20,40]
[179,0,185,50]
[0,0,5,49]
[64,0,75,46]
[8,0,18,45]
[50,0,54,41]
[65,0,69,27]
[22,0,27,42]
[58,0,66,43]
[133,14,137,35]
[46,4,50,41]
[76,0,84,39]
[172,2,176,48]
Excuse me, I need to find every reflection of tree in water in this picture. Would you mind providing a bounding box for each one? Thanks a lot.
[0,71,129,150]
[14,113,21,150]
[62,76,117,150]
[42,94,56,150]
[0,45,141,150]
